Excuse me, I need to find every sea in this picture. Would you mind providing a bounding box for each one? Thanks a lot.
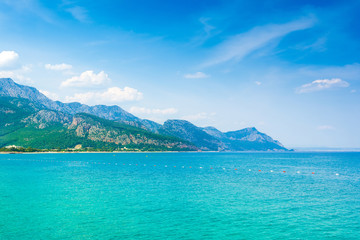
[0,152,359,240]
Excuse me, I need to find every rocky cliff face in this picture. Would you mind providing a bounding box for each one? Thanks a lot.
[23,110,72,129]
[66,114,197,150]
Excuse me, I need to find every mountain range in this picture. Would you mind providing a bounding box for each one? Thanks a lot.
[0,78,287,151]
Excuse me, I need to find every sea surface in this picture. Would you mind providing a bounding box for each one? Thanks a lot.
[0,152,359,240]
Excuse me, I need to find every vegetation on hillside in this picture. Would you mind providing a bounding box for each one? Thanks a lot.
[0,97,197,152]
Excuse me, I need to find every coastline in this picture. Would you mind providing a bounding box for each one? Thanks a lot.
[2,149,360,154]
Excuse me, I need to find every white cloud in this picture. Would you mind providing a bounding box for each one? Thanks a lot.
[61,70,110,87]
[184,72,209,79]
[21,65,32,72]
[45,63,72,71]
[255,81,262,85]
[182,112,216,121]
[318,125,335,130]
[103,87,143,102]
[0,51,19,68]
[0,70,32,84]
[39,90,60,101]
[129,106,178,115]
[297,78,349,93]
[203,16,315,67]
[65,87,143,104]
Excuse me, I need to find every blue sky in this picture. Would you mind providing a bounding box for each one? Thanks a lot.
[0,0,359,148]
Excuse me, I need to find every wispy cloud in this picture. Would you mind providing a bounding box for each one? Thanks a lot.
[200,18,215,37]
[203,16,316,67]
[61,70,110,87]
[129,107,178,115]
[190,17,219,46]
[65,87,143,104]
[1,0,55,23]
[184,72,209,79]
[297,78,349,93]
[182,112,216,121]
[298,36,327,52]
[66,6,89,22]
[0,70,32,84]
[39,90,60,101]
[317,125,335,130]
[45,63,72,71]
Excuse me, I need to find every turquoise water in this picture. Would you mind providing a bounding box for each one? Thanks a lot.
[0,152,359,240]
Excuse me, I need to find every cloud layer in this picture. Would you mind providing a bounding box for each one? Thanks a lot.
[61,70,110,87]
[297,78,349,93]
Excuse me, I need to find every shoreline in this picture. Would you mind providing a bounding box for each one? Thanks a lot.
[1,150,360,154]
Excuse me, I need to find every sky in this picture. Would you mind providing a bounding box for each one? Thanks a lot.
[0,0,359,148]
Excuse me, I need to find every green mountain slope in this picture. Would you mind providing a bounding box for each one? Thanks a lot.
[0,97,197,151]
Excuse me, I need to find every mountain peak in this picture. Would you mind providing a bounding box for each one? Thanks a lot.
[243,127,258,132]
[0,78,153,130]
[0,77,14,82]
[164,119,192,125]
[225,127,285,149]
[0,78,49,102]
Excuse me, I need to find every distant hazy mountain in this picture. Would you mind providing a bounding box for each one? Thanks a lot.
[222,128,286,151]
[0,78,287,151]
[159,120,225,151]
[161,121,287,151]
